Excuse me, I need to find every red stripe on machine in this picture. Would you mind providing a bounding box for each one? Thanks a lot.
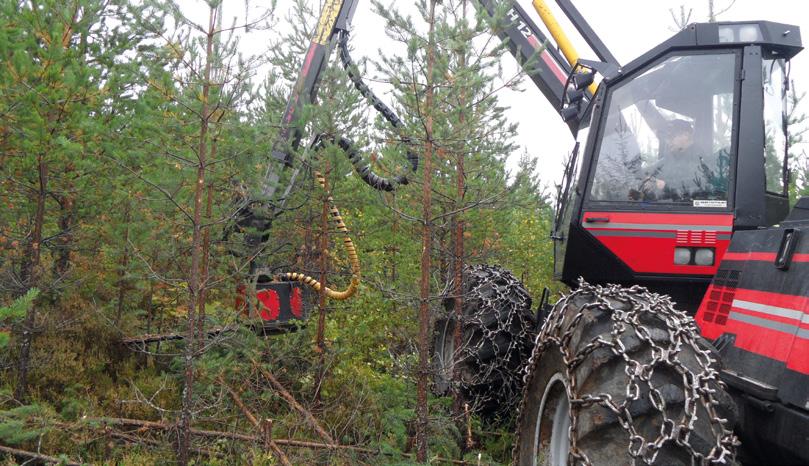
[722,252,809,262]
[732,288,809,323]
[727,315,796,365]
[715,288,809,374]
[583,212,733,228]
[582,212,733,274]
[541,50,568,84]
[301,42,317,77]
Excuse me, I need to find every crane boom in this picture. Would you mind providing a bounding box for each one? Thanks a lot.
[261,0,360,202]
[475,0,618,133]
[476,0,572,126]
[263,0,614,203]
[244,0,613,275]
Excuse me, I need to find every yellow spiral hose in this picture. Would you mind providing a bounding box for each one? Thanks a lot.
[277,171,360,300]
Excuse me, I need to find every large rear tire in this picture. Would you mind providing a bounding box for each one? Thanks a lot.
[433,265,536,419]
[514,281,738,465]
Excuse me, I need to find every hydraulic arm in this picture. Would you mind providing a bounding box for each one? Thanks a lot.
[474,0,617,133]
[242,0,615,309]
[251,0,615,245]
[261,0,417,204]
[262,0,358,200]
[242,0,420,306]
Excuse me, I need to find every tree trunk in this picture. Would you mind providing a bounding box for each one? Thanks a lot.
[15,153,47,402]
[197,0,223,352]
[439,215,449,284]
[53,192,74,280]
[115,201,131,326]
[177,6,216,464]
[143,265,155,367]
[416,1,437,461]
[452,0,468,450]
[197,137,216,350]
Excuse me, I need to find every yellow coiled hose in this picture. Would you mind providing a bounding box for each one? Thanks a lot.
[276,171,360,300]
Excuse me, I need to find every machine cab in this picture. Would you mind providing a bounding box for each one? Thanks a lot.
[556,21,802,310]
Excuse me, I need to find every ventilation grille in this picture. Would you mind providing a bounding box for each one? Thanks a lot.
[702,269,740,325]
[677,229,718,245]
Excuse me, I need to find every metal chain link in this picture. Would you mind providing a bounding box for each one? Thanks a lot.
[514,280,739,465]
[442,265,536,418]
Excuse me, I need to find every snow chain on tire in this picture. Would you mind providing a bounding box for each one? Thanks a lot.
[434,265,536,419]
[513,280,738,465]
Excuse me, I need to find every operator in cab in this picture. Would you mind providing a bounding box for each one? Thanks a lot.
[631,118,729,202]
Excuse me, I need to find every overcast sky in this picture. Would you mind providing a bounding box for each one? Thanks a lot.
[349,0,809,187]
[207,0,809,188]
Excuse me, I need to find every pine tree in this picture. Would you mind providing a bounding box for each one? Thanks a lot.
[0,0,162,402]
[372,0,523,457]
[120,1,271,461]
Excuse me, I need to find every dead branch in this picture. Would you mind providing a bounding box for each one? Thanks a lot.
[712,0,737,21]
[251,359,336,446]
[85,417,468,463]
[0,444,82,466]
[464,403,474,450]
[122,321,295,346]
[105,429,222,458]
[122,325,229,345]
[220,376,293,466]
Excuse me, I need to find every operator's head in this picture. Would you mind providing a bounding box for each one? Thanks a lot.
[664,119,695,154]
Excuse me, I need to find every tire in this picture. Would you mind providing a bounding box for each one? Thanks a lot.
[433,265,536,420]
[513,281,738,465]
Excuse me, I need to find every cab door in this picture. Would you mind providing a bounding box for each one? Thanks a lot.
[577,51,740,280]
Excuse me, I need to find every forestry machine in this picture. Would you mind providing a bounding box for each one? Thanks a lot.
[244,0,808,464]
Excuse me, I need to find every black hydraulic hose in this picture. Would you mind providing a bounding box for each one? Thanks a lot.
[337,29,418,190]
[313,134,402,192]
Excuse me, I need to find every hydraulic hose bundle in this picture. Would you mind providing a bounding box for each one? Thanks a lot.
[276,170,360,300]
[310,134,402,192]
[336,29,418,192]
[272,29,419,300]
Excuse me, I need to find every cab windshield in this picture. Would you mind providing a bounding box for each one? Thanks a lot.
[590,53,736,206]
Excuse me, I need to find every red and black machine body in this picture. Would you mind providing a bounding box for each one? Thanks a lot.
[533,17,808,463]
[695,198,809,463]
[235,281,306,328]
[475,3,809,459]
[553,20,802,308]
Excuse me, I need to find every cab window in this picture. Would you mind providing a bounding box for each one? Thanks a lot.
[763,58,788,195]
[589,53,736,206]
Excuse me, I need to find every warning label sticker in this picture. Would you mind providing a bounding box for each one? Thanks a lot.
[693,200,727,208]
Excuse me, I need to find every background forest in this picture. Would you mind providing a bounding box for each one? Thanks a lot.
[0,0,806,465]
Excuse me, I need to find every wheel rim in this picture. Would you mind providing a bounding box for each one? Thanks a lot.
[533,373,570,466]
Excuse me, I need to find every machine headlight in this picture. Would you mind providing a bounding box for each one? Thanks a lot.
[694,248,715,266]
[674,247,692,265]
[718,24,762,43]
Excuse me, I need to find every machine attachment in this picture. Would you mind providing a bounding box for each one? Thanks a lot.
[255,281,305,323]
[236,0,422,324]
